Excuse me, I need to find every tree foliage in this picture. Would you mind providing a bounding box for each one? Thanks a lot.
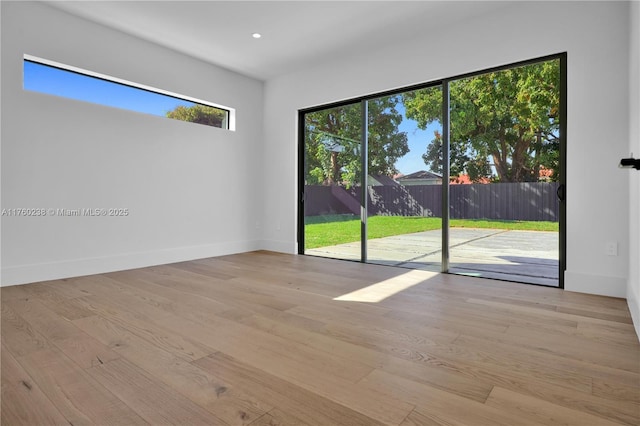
[404,60,560,182]
[166,104,226,128]
[304,96,409,187]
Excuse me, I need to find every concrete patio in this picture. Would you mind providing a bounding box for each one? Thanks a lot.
[305,228,560,286]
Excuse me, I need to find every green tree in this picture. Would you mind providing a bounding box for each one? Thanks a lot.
[166,104,226,128]
[404,60,560,182]
[304,95,409,187]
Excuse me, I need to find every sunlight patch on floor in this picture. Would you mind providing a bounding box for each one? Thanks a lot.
[333,269,434,303]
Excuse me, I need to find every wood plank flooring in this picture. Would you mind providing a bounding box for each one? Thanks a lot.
[2,250,639,425]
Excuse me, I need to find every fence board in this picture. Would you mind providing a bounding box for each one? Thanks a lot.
[305,182,559,222]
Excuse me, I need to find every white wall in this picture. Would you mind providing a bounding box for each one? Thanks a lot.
[262,1,631,298]
[628,0,640,338]
[1,1,264,285]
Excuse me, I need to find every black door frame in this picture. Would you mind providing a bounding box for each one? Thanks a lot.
[298,53,567,289]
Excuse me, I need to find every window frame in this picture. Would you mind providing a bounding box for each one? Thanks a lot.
[298,52,567,289]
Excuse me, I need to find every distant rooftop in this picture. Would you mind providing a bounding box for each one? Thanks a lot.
[397,170,442,180]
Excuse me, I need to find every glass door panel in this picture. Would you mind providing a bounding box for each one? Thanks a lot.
[303,102,363,261]
[447,59,561,286]
[366,87,443,272]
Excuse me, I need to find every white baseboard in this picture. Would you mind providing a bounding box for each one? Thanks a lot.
[1,240,261,287]
[564,271,627,298]
[259,239,296,254]
[627,281,640,342]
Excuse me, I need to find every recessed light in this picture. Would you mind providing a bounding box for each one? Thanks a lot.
[252,33,262,39]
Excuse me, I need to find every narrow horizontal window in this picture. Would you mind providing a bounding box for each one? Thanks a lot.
[23,54,234,130]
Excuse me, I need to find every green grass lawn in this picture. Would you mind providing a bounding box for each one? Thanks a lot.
[304,215,559,249]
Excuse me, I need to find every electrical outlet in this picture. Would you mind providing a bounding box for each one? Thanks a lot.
[605,241,618,256]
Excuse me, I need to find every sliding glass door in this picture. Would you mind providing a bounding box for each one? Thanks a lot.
[366,88,442,272]
[302,101,363,262]
[446,60,563,286]
[299,54,565,288]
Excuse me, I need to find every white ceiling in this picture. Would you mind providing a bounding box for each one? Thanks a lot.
[45,1,512,81]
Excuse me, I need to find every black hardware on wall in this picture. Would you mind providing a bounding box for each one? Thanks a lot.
[619,157,640,170]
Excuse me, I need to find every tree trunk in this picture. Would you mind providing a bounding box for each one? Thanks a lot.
[492,152,508,182]
[329,151,339,185]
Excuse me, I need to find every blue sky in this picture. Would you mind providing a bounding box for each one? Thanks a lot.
[394,103,441,175]
[23,60,195,117]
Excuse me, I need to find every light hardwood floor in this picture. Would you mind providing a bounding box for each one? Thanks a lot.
[1,251,639,425]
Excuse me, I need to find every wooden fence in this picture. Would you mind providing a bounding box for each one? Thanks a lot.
[305,182,560,222]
